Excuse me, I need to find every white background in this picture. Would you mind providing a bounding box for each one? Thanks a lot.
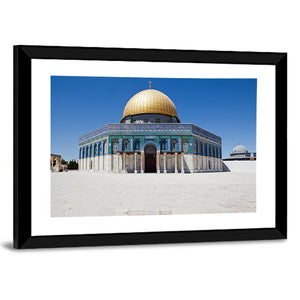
[0,1,298,300]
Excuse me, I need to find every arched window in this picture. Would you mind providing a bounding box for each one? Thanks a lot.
[134,140,140,151]
[89,146,92,157]
[182,139,188,152]
[160,139,167,151]
[86,146,89,157]
[193,141,197,154]
[79,148,82,159]
[98,143,102,156]
[202,143,206,156]
[199,142,202,155]
[112,139,118,153]
[123,139,129,151]
[103,141,107,154]
[171,140,177,151]
[94,144,97,157]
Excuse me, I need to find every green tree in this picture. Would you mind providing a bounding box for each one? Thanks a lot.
[67,160,78,170]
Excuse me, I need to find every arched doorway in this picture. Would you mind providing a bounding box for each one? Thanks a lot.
[144,144,157,173]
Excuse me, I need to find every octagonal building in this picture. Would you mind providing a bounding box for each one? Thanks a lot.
[78,84,222,173]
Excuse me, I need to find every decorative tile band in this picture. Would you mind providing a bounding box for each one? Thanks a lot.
[79,123,221,144]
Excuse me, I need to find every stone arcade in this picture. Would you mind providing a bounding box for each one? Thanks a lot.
[78,84,222,173]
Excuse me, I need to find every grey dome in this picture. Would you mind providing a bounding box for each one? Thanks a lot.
[232,145,248,153]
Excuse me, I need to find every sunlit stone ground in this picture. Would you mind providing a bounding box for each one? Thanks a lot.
[51,168,256,217]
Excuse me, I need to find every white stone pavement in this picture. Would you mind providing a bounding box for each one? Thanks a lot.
[51,169,256,217]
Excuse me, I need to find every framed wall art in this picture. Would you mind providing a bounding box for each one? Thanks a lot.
[14,45,287,248]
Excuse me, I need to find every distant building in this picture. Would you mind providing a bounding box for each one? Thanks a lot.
[223,144,256,161]
[231,145,250,159]
[51,154,62,172]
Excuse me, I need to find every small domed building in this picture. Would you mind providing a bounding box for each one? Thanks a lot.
[230,145,250,159]
[78,84,223,173]
[223,144,256,161]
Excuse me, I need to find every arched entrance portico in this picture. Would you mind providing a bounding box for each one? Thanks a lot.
[144,144,157,173]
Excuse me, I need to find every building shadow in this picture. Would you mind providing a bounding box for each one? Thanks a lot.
[222,161,231,172]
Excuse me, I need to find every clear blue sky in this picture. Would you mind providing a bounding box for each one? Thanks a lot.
[51,76,257,161]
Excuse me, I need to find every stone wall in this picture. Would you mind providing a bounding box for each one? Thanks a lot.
[222,161,256,173]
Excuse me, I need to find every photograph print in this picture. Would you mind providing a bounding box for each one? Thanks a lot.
[51,76,256,218]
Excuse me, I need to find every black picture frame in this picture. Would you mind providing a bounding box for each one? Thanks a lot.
[13,45,287,249]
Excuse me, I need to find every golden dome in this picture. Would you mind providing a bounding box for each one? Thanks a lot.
[121,88,179,122]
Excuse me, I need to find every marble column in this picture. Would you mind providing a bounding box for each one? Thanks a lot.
[123,152,126,173]
[109,154,113,171]
[134,152,137,173]
[117,153,120,173]
[181,153,185,173]
[163,152,167,173]
[87,157,90,170]
[175,152,178,173]
[156,151,160,173]
[141,150,144,173]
